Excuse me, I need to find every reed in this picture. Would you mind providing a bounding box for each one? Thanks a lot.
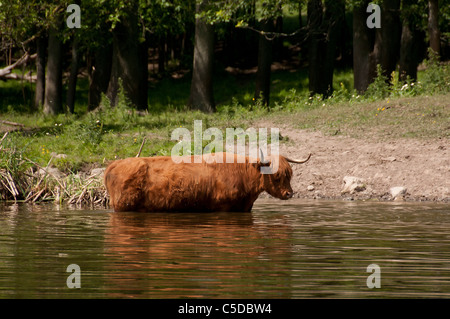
[0,145,108,207]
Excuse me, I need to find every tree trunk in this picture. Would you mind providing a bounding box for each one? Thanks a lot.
[107,1,148,110]
[158,35,166,74]
[273,10,283,62]
[254,19,274,106]
[43,22,63,115]
[66,38,79,114]
[354,0,402,93]
[307,0,344,97]
[322,0,345,97]
[140,39,149,105]
[188,1,215,113]
[428,0,440,56]
[376,0,401,81]
[398,0,424,82]
[34,34,46,111]
[307,0,325,96]
[353,0,375,93]
[88,43,113,111]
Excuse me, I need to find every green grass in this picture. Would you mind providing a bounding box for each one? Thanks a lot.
[268,93,450,139]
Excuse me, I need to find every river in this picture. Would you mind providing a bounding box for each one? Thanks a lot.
[0,199,449,298]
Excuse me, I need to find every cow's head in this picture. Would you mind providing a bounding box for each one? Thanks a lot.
[259,153,311,200]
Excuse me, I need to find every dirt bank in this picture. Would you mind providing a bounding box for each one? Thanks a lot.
[2,122,448,205]
[269,125,449,202]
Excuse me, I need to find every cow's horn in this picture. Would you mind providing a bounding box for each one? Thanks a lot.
[285,153,311,164]
[259,148,269,164]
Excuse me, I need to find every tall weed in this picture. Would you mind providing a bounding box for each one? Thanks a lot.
[418,49,450,94]
[365,65,390,100]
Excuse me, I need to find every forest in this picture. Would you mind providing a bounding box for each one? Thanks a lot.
[0,0,449,115]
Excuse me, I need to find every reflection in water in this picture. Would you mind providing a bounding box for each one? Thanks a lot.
[0,199,450,298]
[104,212,294,298]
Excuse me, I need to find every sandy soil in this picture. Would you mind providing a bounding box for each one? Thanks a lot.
[261,124,449,202]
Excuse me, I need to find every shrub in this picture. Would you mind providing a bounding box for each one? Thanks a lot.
[418,49,450,94]
[365,65,390,100]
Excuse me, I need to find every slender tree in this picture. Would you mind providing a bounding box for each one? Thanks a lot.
[34,34,46,110]
[76,0,114,111]
[322,0,345,96]
[0,1,57,112]
[188,0,215,113]
[106,0,148,110]
[66,38,79,114]
[428,0,441,56]
[307,0,324,96]
[372,0,402,81]
[399,0,425,82]
[43,18,63,115]
[307,0,345,97]
[254,19,275,106]
[353,0,401,92]
[353,0,375,93]
[158,34,166,74]
[87,42,113,111]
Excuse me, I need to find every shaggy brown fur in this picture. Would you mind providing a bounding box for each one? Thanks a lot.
[104,152,299,212]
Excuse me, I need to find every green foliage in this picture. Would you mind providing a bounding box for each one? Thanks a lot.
[0,134,28,175]
[365,65,391,100]
[0,1,62,44]
[363,54,449,102]
[97,83,138,129]
[68,120,104,152]
[392,76,417,98]
[0,133,32,199]
[139,0,194,35]
[331,82,353,102]
[418,48,450,94]
[400,0,427,28]
[196,0,298,26]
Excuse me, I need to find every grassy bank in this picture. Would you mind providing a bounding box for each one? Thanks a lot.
[1,57,449,205]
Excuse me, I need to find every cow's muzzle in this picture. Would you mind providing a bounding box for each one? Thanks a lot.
[282,190,293,199]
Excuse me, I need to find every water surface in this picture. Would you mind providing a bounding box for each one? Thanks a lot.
[0,199,449,298]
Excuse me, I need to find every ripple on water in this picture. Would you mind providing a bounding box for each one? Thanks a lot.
[0,199,449,298]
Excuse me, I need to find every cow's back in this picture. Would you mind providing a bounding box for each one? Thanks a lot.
[142,155,261,212]
[105,154,264,212]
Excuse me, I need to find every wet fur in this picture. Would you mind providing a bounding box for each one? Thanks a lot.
[105,152,294,212]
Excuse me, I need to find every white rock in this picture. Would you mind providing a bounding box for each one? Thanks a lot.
[341,176,366,194]
[90,167,106,178]
[390,186,407,199]
[38,167,65,179]
[307,185,315,191]
[51,152,68,159]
